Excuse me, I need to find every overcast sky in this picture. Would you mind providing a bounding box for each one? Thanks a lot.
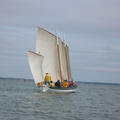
[0,0,120,83]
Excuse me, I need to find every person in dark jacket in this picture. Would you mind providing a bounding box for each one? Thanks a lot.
[55,80,61,87]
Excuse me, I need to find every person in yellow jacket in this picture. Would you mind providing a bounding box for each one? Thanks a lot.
[44,73,52,85]
[62,80,69,87]
[50,81,55,88]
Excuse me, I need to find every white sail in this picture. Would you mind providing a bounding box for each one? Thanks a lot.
[36,27,60,82]
[27,51,44,84]
[58,38,68,80]
[27,27,77,92]
[65,45,72,80]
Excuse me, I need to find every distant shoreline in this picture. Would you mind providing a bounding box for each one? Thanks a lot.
[76,81,120,86]
[0,77,120,86]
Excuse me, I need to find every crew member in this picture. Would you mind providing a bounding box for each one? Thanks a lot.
[62,80,69,87]
[44,73,52,85]
[55,80,61,87]
[50,81,55,88]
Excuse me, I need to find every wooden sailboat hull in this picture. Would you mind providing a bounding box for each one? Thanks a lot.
[48,88,77,93]
[28,27,78,92]
[42,86,77,93]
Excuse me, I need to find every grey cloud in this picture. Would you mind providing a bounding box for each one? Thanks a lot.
[0,0,120,83]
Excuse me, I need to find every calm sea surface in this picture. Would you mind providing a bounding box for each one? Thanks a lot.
[0,78,120,120]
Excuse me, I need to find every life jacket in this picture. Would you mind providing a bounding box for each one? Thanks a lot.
[50,82,55,87]
[37,82,43,87]
[62,81,69,87]
[44,74,52,82]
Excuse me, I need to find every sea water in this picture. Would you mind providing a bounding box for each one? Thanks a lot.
[0,78,120,120]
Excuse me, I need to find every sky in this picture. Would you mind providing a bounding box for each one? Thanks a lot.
[0,0,120,83]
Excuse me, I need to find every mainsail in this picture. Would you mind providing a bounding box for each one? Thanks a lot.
[28,27,72,84]
[36,27,60,82]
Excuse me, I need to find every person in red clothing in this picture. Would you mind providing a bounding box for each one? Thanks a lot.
[70,80,74,84]
[69,79,75,87]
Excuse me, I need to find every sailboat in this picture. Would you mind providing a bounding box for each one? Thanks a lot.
[27,27,77,92]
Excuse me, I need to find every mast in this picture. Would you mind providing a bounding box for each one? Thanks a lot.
[56,33,62,82]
